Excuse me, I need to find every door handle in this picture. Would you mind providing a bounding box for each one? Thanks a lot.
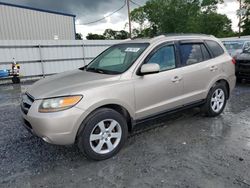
[210,66,218,71]
[171,76,182,83]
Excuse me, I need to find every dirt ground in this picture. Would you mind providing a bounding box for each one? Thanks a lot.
[0,81,250,188]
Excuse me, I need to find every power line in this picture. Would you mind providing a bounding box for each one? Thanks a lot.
[77,0,126,25]
[130,0,142,7]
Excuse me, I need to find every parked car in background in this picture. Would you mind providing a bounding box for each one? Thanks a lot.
[222,40,245,57]
[21,34,236,160]
[234,43,250,81]
[222,40,250,81]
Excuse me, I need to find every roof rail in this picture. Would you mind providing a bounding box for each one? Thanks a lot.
[150,35,166,42]
[123,38,132,41]
[154,33,214,38]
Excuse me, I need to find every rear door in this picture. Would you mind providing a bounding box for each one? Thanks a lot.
[177,40,224,104]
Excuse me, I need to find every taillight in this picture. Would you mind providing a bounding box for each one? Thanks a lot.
[232,58,236,65]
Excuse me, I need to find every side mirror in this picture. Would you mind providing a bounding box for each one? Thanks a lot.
[140,63,160,75]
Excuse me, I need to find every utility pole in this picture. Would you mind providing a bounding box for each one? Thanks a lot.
[239,0,242,38]
[127,0,132,38]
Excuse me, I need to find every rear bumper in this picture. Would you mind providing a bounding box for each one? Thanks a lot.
[21,100,87,145]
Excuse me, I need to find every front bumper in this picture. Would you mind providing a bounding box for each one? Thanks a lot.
[236,60,250,79]
[21,99,86,145]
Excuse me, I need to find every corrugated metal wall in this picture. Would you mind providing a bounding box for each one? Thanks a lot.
[0,40,122,77]
[0,4,75,40]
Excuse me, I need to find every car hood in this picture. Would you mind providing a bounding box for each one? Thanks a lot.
[27,69,121,99]
[235,52,250,60]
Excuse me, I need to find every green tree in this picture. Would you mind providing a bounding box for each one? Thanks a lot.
[103,29,116,39]
[116,30,129,39]
[75,33,83,40]
[86,29,129,40]
[242,0,250,35]
[201,0,223,12]
[131,0,234,38]
[86,33,106,40]
[130,6,148,31]
[103,29,129,39]
[132,26,158,38]
[199,12,234,37]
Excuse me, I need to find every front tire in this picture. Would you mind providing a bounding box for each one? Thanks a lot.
[77,108,128,160]
[202,83,227,117]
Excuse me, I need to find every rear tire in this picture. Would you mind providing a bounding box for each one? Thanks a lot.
[77,108,128,160]
[202,82,227,117]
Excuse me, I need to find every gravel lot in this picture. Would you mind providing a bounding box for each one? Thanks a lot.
[0,82,250,188]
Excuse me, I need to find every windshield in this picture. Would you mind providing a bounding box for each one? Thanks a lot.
[86,43,149,74]
[223,41,244,51]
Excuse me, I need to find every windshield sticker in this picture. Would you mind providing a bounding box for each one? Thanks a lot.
[125,48,140,52]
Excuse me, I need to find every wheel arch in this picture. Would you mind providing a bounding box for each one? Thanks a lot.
[214,79,230,99]
[94,104,134,133]
[75,101,134,143]
[207,78,230,99]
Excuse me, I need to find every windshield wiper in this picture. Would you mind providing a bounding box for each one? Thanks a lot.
[86,67,106,74]
[79,65,87,71]
[86,67,120,75]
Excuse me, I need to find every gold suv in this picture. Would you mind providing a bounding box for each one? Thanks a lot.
[21,34,236,160]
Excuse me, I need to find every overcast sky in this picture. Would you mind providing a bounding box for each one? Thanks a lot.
[1,0,239,39]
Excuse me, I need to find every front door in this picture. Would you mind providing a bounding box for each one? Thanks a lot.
[134,43,184,120]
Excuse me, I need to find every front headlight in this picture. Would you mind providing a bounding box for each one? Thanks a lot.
[39,95,82,113]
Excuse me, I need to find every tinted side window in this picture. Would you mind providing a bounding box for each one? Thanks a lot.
[180,44,203,65]
[205,40,224,57]
[146,45,176,71]
[201,44,211,61]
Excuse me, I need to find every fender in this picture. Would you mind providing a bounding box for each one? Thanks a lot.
[71,99,135,141]
[204,73,230,99]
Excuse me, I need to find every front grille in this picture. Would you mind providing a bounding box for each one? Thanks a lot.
[236,60,250,77]
[237,60,250,64]
[236,60,250,67]
[239,65,250,71]
[21,93,34,115]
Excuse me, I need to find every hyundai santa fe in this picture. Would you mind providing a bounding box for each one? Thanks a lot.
[21,34,236,160]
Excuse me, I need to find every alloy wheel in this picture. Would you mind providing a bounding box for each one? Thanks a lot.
[210,88,225,113]
[89,119,122,154]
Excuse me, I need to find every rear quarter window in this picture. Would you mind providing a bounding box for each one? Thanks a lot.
[179,43,211,66]
[205,40,225,57]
